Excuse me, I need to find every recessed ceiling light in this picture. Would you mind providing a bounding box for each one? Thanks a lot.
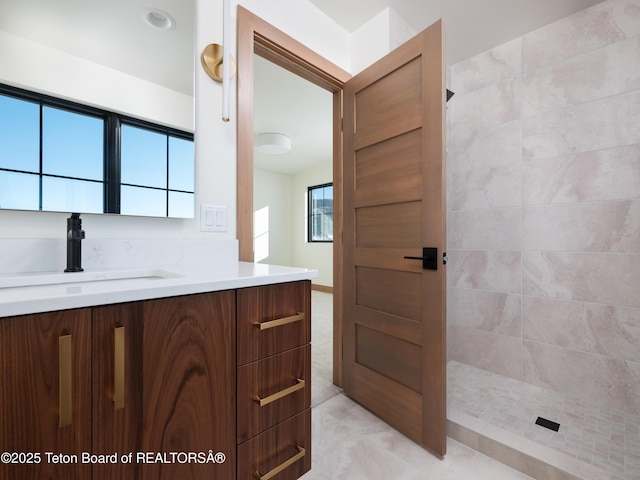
[142,8,175,30]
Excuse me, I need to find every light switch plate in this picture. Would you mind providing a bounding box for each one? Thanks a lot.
[200,205,227,232]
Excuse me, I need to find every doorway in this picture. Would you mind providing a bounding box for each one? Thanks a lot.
[237,6,350,385]
[252,54,333,281]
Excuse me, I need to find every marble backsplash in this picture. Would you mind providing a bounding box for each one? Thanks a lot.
[0,238,239,275]
[447,0,640,415]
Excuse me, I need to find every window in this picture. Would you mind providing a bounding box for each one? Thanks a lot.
[120,122,195,218]
[0,84,194,217]
[308,183,333,242]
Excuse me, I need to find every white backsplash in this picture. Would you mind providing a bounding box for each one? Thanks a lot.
[0,238,239,275]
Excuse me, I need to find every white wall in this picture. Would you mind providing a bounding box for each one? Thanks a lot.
[292,161,333,287]
[253,169,293,266]
[350,8,415,73]
[254,161,333,287]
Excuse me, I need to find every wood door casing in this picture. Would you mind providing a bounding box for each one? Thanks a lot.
[342,20,447,457]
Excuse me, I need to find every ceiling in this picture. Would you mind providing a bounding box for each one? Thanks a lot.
[1,0,605,176]
[308,0,605,65]
[0,0,194,96]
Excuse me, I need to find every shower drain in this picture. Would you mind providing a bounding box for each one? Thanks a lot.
[535,416,560,432]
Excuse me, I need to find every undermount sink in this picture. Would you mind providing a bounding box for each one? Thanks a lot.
[0,268,182,289]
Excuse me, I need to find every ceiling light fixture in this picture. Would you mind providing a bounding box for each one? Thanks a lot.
[256,133,292,155]
[142,8,175,30]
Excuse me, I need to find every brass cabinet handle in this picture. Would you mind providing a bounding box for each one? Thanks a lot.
[253,312,304,331]
[253,378,305,407]
[114,326,125,411]
[253,445,306,480]
[58,334,72,427]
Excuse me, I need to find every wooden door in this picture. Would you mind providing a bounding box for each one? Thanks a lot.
[342,20,447,457]
[0,309,92,479]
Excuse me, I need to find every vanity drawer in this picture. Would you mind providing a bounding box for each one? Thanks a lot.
[237,409,311,480]
[237,281,310,365]
[237,345,311,443]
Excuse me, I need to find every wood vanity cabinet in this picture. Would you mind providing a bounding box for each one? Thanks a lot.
[236,281,312,480]
[0,290,236,480]
[0,279,311,480]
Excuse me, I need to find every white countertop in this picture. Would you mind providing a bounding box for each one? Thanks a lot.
[0,262,318,318]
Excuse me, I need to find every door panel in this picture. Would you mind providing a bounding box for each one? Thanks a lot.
[343,20,446,457]
[356,202,421,248]
[355,129,422,207]
[353,57,423,148]
[355,267,421,320]
[356,325,422,392]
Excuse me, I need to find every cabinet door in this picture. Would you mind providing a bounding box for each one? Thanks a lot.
[92,302,144,480]
[0,309,92,480]
[141,291,236,480]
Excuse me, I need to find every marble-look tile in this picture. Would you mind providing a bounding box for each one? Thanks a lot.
[447,287,521,337]
[523,296,640,363]
[523,251,640,308]
[523,145,640,205]
[523,36,640,116]
[523,341,640,415]
[0,238,240,274]
[448,208,521,251]
[523,200,640,253]
[447,120,521,176]
[449,38,521,95]
[449,79,522,145]
[447,250,521,293]
[309,388,539,479]
[0,239,64,274]
[522,0,640,72]
[522,89,640,161]
[449,164,522,211]
[449,325,522,380]
[612,0,640,37]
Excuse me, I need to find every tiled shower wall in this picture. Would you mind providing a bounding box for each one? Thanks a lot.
[447,0,640,415]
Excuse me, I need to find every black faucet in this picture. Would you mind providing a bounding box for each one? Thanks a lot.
[64,213,85,273]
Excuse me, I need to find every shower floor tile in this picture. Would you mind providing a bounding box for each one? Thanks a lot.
[448,361,640,479]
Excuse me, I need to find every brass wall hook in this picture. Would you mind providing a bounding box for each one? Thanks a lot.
[201,43,236,82]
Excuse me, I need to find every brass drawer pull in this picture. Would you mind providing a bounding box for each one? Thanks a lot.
[253,312,304,331]
[59,334,72,427]
[253,378,305,407]
[253,445,306,480]
[114,326,125,411]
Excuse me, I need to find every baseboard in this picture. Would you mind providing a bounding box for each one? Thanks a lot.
[311,284,333,294]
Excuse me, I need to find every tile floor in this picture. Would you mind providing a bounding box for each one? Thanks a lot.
[303,291,534,479]
[305,291,640,479]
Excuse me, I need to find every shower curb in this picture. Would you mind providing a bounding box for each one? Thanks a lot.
[447,410,625,480]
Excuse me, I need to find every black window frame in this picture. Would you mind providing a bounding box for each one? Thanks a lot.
[307,182,333,243]
[0,83,194,216]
